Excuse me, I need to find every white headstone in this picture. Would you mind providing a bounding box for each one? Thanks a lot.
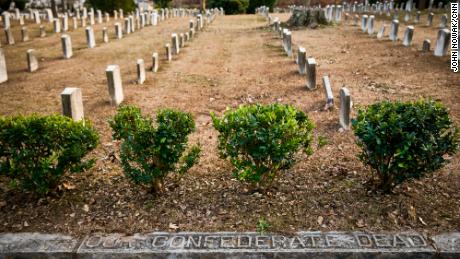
[165,43,172,62]
[85,27,96,48]
[115,23,122,39]
[26,49,38,72]
[152,52,159,72]
[322,75,334,110]
[0,49,8,83]
[297,47,306,74]
[434,28,451,57]
[106,65,124,106]
[339,87,351,130]
[61,87,84,121]
[102,27,109,43]
[171,33,180,55]
[306,58,317,90]
[389,19,399,41]
[137,59,146,84]
[61,34,73,59]
[402,26,414,47]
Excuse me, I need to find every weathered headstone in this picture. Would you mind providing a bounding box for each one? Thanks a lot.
[124,18,131,34]
[152,52,159,72]
[53,18,61,33]
[0,49,7,83]
[389,19,399,41]
[21,27,29,42]
[434,28,451,57]
[40,25,46,37]
[427,12,434,26]
[439,14,448,28]
[165,43,172,62]
[85,27,96,48]
[26,49,38,72]
[367,15,375,34]
[171,33,180,55]
[361,14,368,32]
[414,11,420,23]
[102,27,109,43]
[353,14,359,26]
[179,33,185,48]
[63,15,69,31]
[5,29,15,45]
[2,12,10,29]
[422,39,431,51]
[115,23,122,39]
[339,87,351,130]
[72,17,78,30]
[377,24,386,39]
[306,58,316,90]
[61,87,84,121]
[404,11,410,22]
[322,75,334,110]
[61,34,73,59]
[106,65,124,106]
[285,31,293,57]
[402,26,414,47]
[297,46,306,74]
[137,59,146,84]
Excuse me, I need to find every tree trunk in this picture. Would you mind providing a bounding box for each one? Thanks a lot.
[51,0,58,17]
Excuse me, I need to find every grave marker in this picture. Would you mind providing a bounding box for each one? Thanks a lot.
[106,65,124,106]
[85,27,96,48]
[5,29,15,45]
[115,23,122,39]
[322,75,334,110]
[165,43,172,62]
[152,52,159,72]
[137,59,146,84]
[377,24,386,39]
[367,15,375,34]
[21,27,29,42]
[40,25,46,37]
[102,27,109,43]
[297,47,306,74]
[389,19,399,41]
[306,58,316,90]
[434,28,451,57]
[427,12,434,26]
[61,87,84,121]
[361,14,368,32]
[339,87,351,130]
[171,33,180,55]
[422,39,431,51]
[53,18,61,33]
[402,26,414,47]
[0,49,7,83]
[439,14,448,28]
[26,49,38,72]
[61,34,73,59]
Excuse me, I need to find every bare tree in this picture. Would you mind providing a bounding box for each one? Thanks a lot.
[50,0,58,17]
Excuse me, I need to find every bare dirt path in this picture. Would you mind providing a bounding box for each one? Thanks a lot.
[0,13,459,237]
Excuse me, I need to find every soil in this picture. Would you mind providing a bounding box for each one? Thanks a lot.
[0,12,459,238]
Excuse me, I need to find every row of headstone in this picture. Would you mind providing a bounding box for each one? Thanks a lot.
[265,12,352,130]
[58,8,223,122]
[355,14,452,57]
[0,7,200,47]
[0,7,220,84]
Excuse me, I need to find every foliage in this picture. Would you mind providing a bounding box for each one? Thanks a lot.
[0,114,99,194]
[209,0,249,14]
[87,0,136,14]
[247,0,276,14]
[256,218,270,235]
[155,0,173,8]
[212,103,314,187]
[352,99,458,192]
[109,105,201,192]
[317,134,329,148]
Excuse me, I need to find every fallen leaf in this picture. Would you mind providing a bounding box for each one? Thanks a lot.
[317,216,324,225]
[408,205,417,221]
[62,182,76,190]
[418,217,427,226]
[82,204,89,212]
[169,223,179,230]
[356,219,366,228]
[23,221,29,227]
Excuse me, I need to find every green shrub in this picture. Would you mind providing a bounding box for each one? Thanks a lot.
[109,106,201,192]
[212,104,314,187]
[0,115,99,194]
[352,99,458,192]
[210,0,249,14]
[87,0,136,14]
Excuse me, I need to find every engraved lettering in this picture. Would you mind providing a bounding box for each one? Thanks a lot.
[85,235,102,248]
[237,235,252,248]
[355,234,373,247]
[373,234,392,247]
[220,236,235,248]
[255,236,270,248]
[152,236,168,248]
[185,236,202,248]
[204,235,220,248]
[290,236,306,249]
[393,235,409,247]
[407,234,428,247]
[271,235,287,249]
[170,236,186,248]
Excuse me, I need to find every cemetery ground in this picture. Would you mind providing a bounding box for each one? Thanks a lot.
[0,12,459,238]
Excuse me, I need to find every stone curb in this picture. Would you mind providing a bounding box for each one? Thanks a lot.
[0,231,459,258]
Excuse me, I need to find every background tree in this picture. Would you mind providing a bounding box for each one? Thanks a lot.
[156,0,173,8]
[87,0,136,14]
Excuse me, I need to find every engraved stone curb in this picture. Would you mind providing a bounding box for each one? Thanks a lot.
[432,232,460,259]
[0,233,78,258]
[1,231,459,258]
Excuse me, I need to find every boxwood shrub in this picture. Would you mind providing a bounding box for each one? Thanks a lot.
[352,99,458,192]
[109,106,200,192]
[0,114,99,194]
[212,103,314,188]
